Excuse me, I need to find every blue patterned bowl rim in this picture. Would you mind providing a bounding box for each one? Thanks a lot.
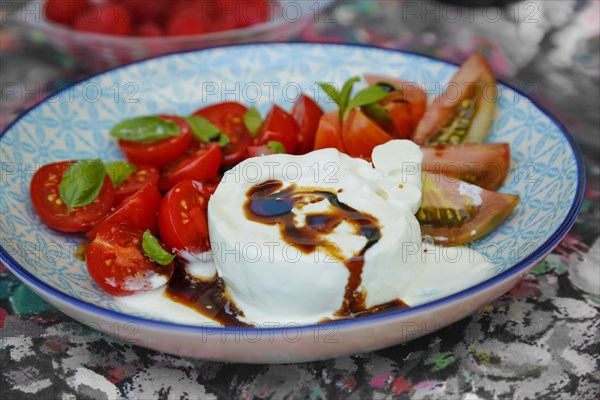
[0,42,586,334]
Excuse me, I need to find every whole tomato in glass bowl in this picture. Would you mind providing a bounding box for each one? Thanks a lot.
[20,0,334,71]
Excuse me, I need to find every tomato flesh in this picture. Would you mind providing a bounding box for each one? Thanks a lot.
[342,109,394,159]
[158,143,222,192]
[30,161,115,233]
[412,53,497,145]
[256,105,300,154]
[158,180,212,254]
[86,223,174,296]
[113,164,160,206]
[193,102,252,167]
[313,111,345,152]
[417,172,519,245]
[118,115,192,169]
[292,95,324,154]
[86,183,162,240]
[421,143,510,191]
[364,74,427,139]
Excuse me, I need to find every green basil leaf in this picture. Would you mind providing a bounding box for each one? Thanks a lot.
[141,229,175,266]
[104,161,137,187]
[218,133,231,147]
[362,102,392,122]
[338,76,361,115]
[267,140,286,154]
[110,116,179,142]
[318,82,342,106]
[185,115,222,143]
[59,159,106,208]
[243,107,262,138]
[344,85,390,120]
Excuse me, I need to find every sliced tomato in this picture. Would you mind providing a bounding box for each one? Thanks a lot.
[421,143,510,191]
[342,109,394,159]
[292,94,324,154]
[158,180,211,254]
[247,145,278,157]
[255,105,299,154]
[113,164,160,206]
[86,223,174,296]
[118,115,192,170]
[412,53,497,145]
[364,74,427,139]
[158,143,221,192]
[203,175,222,196]
[313,111,345,152]
[86,183,162,240]
[193,102,252,167]
[30,161,114,233]
[417,172,519,246]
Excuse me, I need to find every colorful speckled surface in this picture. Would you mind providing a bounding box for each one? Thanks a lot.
[1,1,599,399]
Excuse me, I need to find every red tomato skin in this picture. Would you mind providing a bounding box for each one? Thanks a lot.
[292,95,324,154]
[30,161,115,233]
[193,102,252,167]
[86,183,162,240]
[86,223,174,296]
[342,109,393,159]
[158,143,222,192]
[115,0,166,24]
[73,4,133,36]
[44,0,88,25]
[158,180,211,254]
[135,22,163,37]
[256,105,299,154]
[113,165,160,206]
[118,115,192,170]
[313,111,345,152]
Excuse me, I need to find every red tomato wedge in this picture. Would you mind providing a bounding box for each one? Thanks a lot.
[314,111,345,152]
[158,180,211,254]
[256,105,300,154]
[421,143,510,191]
[412,53,497,145]
[193,102,252,167]
[113,164,160,206]
[30,161,114,233]
[364,74,427,139]
[417,172,519,246]
[86,223,174,296]
[342,109,394,159]
[292,94,324,154]
[118,115,192,169]
[158,143,221,192]
[86,183,162,240]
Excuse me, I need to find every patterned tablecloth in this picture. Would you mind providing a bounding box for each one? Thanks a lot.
[1,1,599,399]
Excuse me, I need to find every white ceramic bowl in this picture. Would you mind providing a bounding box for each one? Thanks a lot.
[0,43,584,363]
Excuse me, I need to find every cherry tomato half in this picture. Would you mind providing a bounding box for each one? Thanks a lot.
[86,223,174,296]
[118,115,192,169]
[292,94,324,154]
[113,164,160,206]
[30,161,114,233]
[256,105,299,154]
[86,183,162,240]
[193,102,252,167]
[313,111,345,152]
[158,180,212,254]
[342,109,393,159]
[158,143,222,192]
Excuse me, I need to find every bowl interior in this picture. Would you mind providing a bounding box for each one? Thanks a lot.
[0,43,581,323]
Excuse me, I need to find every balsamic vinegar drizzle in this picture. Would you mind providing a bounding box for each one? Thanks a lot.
[165,179,408,326]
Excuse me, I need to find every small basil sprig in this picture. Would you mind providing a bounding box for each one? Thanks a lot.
[104,161,136,187]
[59,159,106,208]
[267,141,286,154]
[243,107,262,138]
[110,116,179,142]
[319,77,389,122]
[141,230,175,265]
[185,115,230,148]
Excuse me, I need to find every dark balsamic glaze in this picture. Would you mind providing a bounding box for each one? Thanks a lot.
[243,180,382,316]
[164,179,410,326]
